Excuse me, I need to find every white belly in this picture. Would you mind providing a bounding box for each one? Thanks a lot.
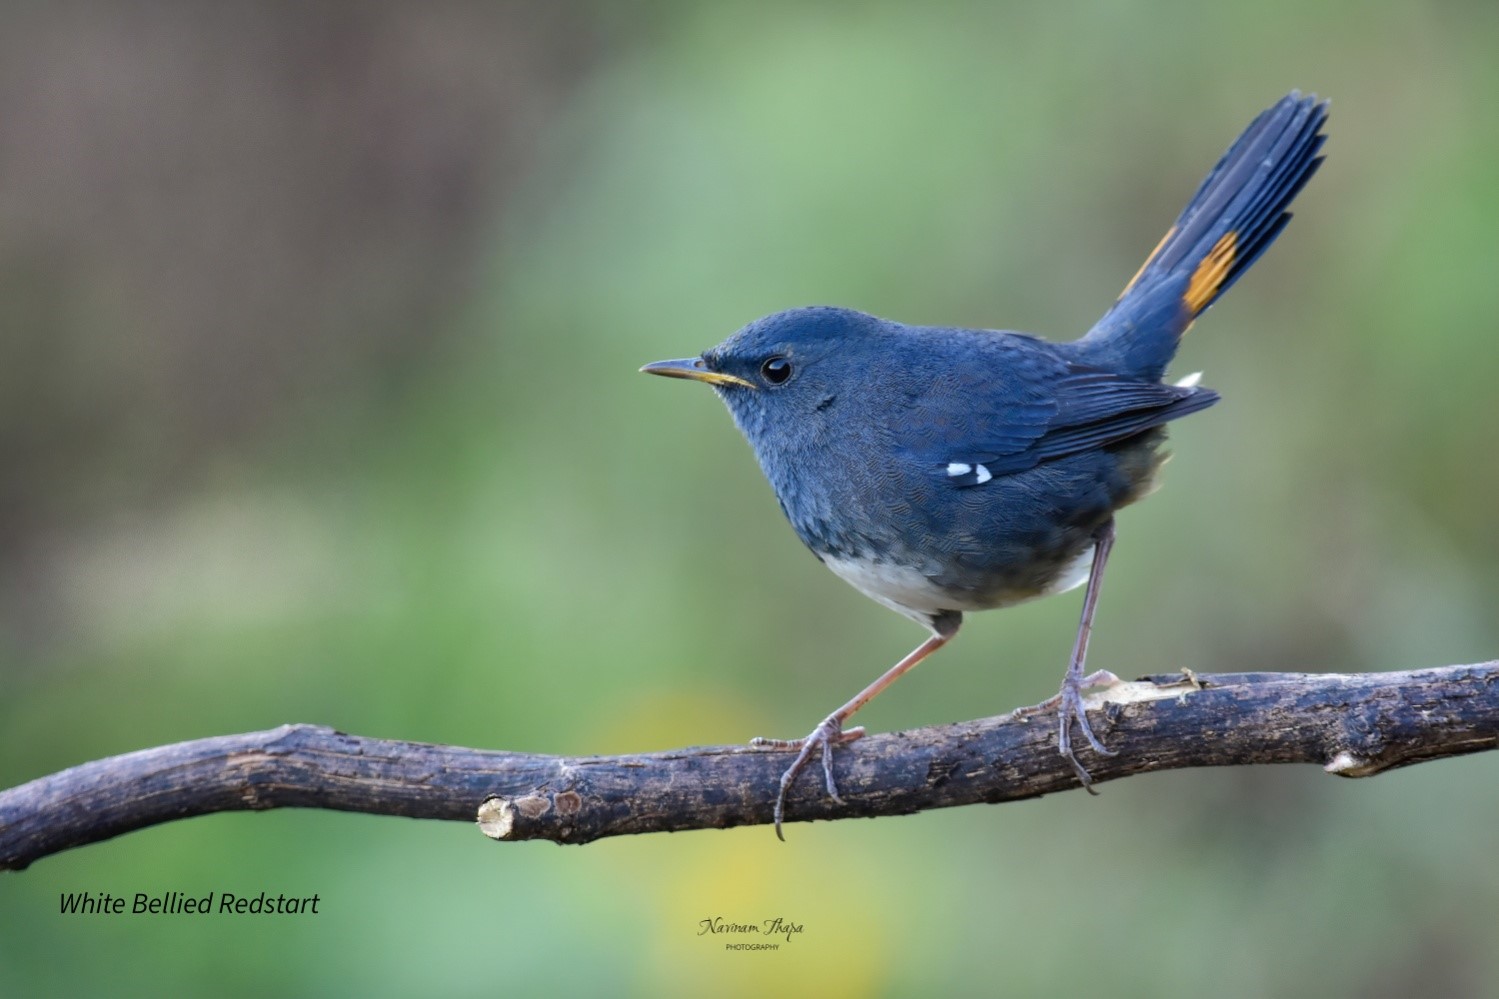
[822,546,1094,626]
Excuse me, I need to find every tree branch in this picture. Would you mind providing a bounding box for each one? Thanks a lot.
[4,663,1497,870]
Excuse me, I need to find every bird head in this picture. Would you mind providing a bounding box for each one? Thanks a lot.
[641,306,891,450]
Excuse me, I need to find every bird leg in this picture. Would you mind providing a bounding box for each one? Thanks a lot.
[751,630,953,840]
[1055,518,1120,790]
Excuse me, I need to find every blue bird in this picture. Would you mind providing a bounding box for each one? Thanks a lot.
[643,92,1328,838]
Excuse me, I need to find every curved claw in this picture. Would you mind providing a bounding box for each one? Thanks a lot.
[1057,676,1118,794]
[751,715,864,840]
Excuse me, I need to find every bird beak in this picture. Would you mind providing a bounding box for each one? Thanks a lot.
[639,357,755,389]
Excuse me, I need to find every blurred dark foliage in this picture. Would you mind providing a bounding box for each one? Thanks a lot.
[0,1,595,631]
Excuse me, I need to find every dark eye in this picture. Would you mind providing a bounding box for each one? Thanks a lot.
[760,356,793,384]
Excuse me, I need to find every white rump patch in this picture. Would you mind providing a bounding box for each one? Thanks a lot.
[974,464,993,484]
[946,462,971,477]
[1174,371,1204,388]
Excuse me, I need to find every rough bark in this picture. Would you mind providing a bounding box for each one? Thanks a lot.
[3,663,1496,870]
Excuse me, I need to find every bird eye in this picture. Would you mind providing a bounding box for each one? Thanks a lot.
[760,356,793,384]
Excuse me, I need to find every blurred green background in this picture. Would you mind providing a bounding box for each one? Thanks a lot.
[3,2,1498,996]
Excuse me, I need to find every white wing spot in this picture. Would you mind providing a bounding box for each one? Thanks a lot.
[1174,371,1204,388]
[946,462,971,477]
[974,464,993,484]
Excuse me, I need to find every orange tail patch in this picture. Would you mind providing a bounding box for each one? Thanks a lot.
[1183,232,1238,317]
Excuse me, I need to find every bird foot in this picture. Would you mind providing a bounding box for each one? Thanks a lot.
[1009,669,1120,720]
[1010,669,1121,792]
[750,716,866,840]
[1056,669,1120,791]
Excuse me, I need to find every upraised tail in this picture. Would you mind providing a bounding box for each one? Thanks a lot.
[1078,92,1328,380]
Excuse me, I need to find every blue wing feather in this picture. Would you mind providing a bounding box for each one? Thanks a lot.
[900,336,1219,487]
